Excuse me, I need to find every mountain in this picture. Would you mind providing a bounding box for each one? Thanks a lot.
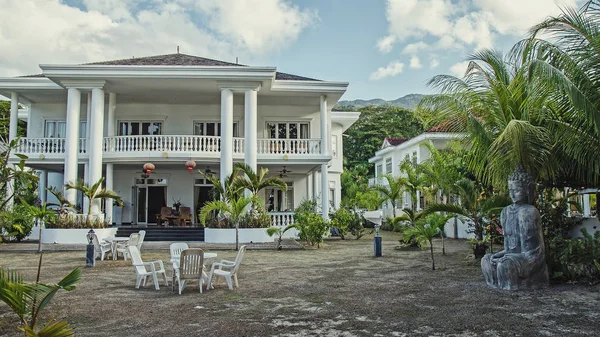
[337,94,425,110]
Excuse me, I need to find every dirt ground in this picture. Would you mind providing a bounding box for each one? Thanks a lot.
[1,232,599,337]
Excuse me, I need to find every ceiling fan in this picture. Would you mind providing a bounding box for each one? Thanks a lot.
[278,166,292,174]
[204,166,215,176]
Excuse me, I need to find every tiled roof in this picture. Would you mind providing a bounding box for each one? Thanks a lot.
[384,137,409,146]
[19,53,319,81]
[426,121,453,133]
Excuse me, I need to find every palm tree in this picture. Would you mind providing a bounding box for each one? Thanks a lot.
[266,224,296,250]
[418,49,557,187]
[403,221,440,270]
[65,178,122,223]
[426,212,453,255]
[29,202,56,253]
[199,168,243,202]
[199,195,252,250]
[419,141,464,204]
[399,158,426,211]
[46,187,73,215]
[424,178,510,246]
[0,267,81,336]
[372,174,404,218]
[232,162,287,211]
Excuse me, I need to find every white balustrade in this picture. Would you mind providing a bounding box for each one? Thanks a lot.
[269,212,295,227]
[78,138,87,154]
[103,135,222,153]
[233,138,244,154]
[14,138,66,154]
[257,139,321,155]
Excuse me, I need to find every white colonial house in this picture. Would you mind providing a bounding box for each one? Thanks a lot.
[0,53,359,227]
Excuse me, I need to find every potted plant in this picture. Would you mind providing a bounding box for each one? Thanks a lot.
[172,198,182,215]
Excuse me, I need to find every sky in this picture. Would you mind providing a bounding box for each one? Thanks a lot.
[0,0,586,101]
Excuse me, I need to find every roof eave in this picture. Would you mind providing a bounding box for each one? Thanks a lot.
[271,80,349,93]
[331,111,360,132]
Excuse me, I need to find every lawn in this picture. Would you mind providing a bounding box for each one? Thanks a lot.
[1,232,599,336]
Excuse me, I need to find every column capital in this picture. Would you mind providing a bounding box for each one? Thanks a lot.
[218,81,261,93]
[61,80,106,90]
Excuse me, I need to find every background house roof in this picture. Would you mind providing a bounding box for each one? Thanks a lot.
[383,137,409,147]
[20,53,320,81]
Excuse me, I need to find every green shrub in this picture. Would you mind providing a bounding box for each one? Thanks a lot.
[330,208,354,239]
[547,229,600,283]
[293,199,330,247]
[0,204,35,242]
[46,214,108,229]
[347,211,368,239]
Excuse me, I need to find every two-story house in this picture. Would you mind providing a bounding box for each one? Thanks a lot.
[0,53,359,226]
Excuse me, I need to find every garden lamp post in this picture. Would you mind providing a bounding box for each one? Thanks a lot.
[374,210,383,257]
[86,229,95,267]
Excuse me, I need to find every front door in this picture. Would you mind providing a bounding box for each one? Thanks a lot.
[194,186,214,223]
[133,182,167,225]
[147,186,166,224]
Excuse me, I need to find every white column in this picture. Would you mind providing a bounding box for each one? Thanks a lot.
[83,163,89,214]
[583,194,591,217]
[86,92,92,138]
[312,170,318,200]
[63,88,81,205]
[39,170,48,204]
[220,88,234,185]
[307,174,313,201]
[89,88,105,215]
[244,89,258,172]
[107,93,116,137]
[105,163,114,223]
[9,92,18,141]
[320,95,329,155]
[321,164,329,220]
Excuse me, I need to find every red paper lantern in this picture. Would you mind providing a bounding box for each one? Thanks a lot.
[143,163,155,175]
[185,160,196,173]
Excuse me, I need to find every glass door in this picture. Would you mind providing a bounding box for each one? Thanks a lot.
[136,186,147,224]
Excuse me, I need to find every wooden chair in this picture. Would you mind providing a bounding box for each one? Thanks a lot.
[179,207,192,227]
[157,207,172,226]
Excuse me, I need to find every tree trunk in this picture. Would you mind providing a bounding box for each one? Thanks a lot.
[441,232,445,255]
[596,193,600,216]
[429,241,435,270]
[37,219,43,253]
[235,221,239,251]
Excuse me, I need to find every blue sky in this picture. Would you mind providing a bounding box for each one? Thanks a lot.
[0,0,585,100]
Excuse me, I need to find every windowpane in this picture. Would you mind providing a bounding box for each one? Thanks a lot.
[233,122,239,137]
[376,164,383,177]
[289,123,298,139]
[207,122,216,136]
[278,123,287,139]
[216,123,221,136]
[142,123,151,135]
[80,122,87,138]
[119,122,128,136]
[194,122,204,135]
[385,158,392,173]
[300,123,309,139]
[152,123,162,135]
[45,122,55,138]
[268,122,276,138]
[131,123,140,136]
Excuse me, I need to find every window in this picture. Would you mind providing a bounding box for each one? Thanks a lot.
[329,181,336,211]
[266,122,309,139]
[331,135,338,157]
[266,182,294,212]
[376,164,383,178]
[385,158,392,174]
[194,121,239,137]
[44,121,87,138]
[118,121,162,136]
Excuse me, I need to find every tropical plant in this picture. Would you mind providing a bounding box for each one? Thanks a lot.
[0,204,35,242]
[424,178,510,255]
[418,48,558,188]
[547,229,600,283]
[346,210,368,239]
[29,203,57,253]
[266,224,296,250]
[372,174,404,218]
[0,266,81,336]
[199,167,243,202]
[0,139,38,212]
[426,213,453,255]
[199,195,252,250]
[65,177,122,223]
[330,208,354,239]
[46,187,73,215]
[403,221,440,270]
[292,199,330,247]
[398,158,426,211]
[419,141,465,204]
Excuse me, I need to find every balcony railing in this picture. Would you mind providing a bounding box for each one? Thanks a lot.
[14,138,88,155]
[269,212,295,227]
[368,177,388,186]
[257,138,321,154]
[14,136,322,157]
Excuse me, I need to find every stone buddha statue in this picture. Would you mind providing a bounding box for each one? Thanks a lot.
[481,166,549,290]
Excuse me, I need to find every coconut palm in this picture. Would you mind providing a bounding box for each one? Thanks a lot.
[399,158,426,211]
[232,162,287,211]
[65,178,122,223]
[199,195,252,250]
[419,141,464,204]
[426,212,453,255]
[424,178,510,245]
[403,221,440,270]
[199,167,243,202]
[0,266,81,337]
[418,49,557,187]
[29,202,56,254]
[46,187,73,215]
[372,174,404,217]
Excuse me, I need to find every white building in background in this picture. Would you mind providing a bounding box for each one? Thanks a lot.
[0,53,359,226]
[366,126,473,238]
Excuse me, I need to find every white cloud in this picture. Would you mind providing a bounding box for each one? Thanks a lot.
[0,0,317,76]
[409,56,422,69]
[370,61,405,80]
[429,57,440,69]
[377,35,397,53]
[401,41,429,55]
[450,61,470,78]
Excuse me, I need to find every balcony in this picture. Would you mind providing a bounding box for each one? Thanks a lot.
[13,135,322,159]
[368,177,388,187]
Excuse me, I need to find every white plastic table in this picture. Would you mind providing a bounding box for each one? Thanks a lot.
[103,237,129,260]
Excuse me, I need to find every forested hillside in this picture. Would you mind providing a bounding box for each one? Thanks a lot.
[337,93,424,110]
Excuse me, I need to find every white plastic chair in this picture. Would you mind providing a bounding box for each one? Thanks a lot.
[169,242,189,262]
[127,246,168,290]
[115,233,140,261]
[137,230,146,251]
[93,234,112,261]
[207,245,246,290]
[175,249,208,295]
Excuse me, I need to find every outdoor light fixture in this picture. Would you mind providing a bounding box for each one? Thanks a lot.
[143,163,155,175]
[185,160,196,173]
[86,229,95,267]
